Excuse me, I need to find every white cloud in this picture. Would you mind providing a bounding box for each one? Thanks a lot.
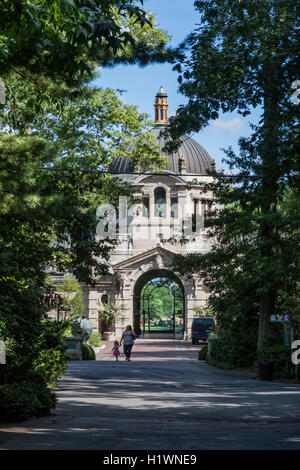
[211,117,244,134]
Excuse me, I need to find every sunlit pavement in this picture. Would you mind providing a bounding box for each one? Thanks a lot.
[1,339,300,450]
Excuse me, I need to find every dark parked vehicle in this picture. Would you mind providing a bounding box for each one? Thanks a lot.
[191,317,215,344]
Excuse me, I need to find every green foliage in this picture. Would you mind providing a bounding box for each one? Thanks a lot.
[89,331,102,348]
[63,325,73,338]
[0,379,56,423]
[32,85,166,174]
[258,339,295,379]
[198,346,208,360]
[0,277,46,385]
[0,286,68,385]
[140,279,184,322]
[169,0,298,141]
[206,320,258,369]
[98,302,124,331]
[34,349,66,387]
[0,83,167,285]
[0,0,170,423]
[33,320,69,387]
[193,305,215,319]
[170,0,299,351]
[0,278,68,387]
[81,343,96,360]
[0,1,170,88]
[0,278,67,422]
[0,79,166,420]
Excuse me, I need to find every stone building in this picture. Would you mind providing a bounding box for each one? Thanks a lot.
[84,87,216,340]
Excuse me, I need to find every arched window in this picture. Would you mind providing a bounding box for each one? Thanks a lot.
[155,187,166,217]
[171,197,178,218]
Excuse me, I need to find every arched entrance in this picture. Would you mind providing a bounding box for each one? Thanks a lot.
[133,269,185,338]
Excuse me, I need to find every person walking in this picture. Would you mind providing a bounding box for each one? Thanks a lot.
[112,340,121,362]
[120,325,136,361]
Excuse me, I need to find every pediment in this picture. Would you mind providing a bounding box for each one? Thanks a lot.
[134,174,185,186]
[112,245,177,272]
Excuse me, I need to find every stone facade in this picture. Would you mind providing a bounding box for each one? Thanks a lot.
[87,171,214,340]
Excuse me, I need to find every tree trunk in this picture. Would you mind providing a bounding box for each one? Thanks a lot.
[257,292,276,350]
[257,62,280,351]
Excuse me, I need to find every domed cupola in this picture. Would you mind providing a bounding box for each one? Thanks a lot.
[109,88,214,175]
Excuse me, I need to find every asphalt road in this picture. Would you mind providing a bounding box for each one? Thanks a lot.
[0,339,300,450]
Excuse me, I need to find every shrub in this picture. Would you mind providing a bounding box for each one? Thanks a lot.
[63,325,73,338]
[33,320,68,386]
[81,343,96,360]
[0,280,66,422]
[0,380,56,423]
[34,349,67,386]
[0,277,47,386]
[89,331,102,347]
[198,345,208,360]
[98,301,124,333]
[258,342,295,379]
[207,330,257,369]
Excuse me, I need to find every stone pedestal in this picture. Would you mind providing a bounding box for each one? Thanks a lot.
[207,335,218,357]
[64,336,82,361]
[102,332,115,341]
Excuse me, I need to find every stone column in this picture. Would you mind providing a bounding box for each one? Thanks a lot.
[114,272,134,339]
[87,287,100,331]
[184,275,210,339]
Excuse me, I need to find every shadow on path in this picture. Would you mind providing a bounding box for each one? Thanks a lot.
[1,340,300,450]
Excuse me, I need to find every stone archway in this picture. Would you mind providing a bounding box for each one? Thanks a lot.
[88,245,207,341]
[133,269,185,339]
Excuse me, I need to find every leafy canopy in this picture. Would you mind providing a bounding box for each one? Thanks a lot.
[169,0,299,352]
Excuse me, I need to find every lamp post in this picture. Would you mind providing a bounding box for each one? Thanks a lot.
[55,292,64,321]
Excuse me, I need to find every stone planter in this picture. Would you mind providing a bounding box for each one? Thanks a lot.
[103,332,115,341]
[64,336,83,361]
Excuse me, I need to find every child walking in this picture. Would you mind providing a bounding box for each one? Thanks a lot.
[112,341,121,361]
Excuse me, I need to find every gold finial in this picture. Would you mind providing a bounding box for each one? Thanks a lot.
[154,86,169,125]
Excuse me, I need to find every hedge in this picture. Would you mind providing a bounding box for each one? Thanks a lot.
[198,345,208,360]
[0,379,56,423]
[81,343,96,360]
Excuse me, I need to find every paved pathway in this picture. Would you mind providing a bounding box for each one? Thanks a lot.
[1,339,300,450]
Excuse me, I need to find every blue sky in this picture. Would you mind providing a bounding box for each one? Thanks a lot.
[93,0,261,171]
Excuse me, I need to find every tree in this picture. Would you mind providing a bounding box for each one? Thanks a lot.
[168,0,299,351]
[0,85,166,286]
[0,1,170,131]
[0,1,171,421]
[140,282,184,324]
[193,305,215,318]
[0,0,170,85]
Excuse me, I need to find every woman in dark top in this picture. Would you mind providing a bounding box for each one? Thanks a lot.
[120,325,136,361]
